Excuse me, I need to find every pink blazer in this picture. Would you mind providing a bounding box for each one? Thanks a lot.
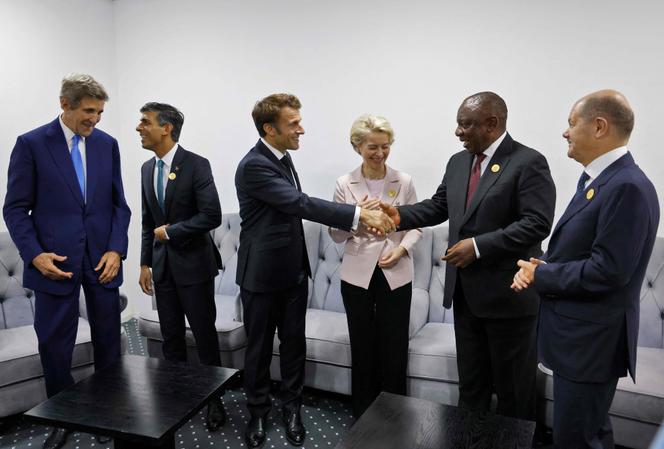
[329,165,422,290]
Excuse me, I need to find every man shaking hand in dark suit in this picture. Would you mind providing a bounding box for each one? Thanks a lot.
[512,90,659,449]
[235,93,394,448]
[137,103,227,431]
[381,92,556,421]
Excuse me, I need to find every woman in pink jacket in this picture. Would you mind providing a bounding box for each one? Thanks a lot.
[329,115,422,418]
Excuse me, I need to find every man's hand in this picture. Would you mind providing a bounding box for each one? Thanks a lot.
[95,251,121,284]
[378,246,407,269]
[139,265,154,295]
[32,252,73,280]
[360,209,395,236]
[442,238,476,268]
[379,202,401,227]
[511,257,544,292]
[154,224,169,242]
[358,194,380,210]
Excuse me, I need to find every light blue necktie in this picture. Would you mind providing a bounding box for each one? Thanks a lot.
[71,134,85,200]
[157,160,165,212]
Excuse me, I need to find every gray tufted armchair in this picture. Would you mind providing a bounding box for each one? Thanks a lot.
[0,232,128,418]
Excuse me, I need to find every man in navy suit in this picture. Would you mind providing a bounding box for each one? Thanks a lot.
[3,74,131,449]
[137,102,226,431]
[513,90,660,449]
[235,93,394,448]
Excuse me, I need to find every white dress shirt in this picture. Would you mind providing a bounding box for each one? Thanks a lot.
[472,131,507,258]
[581,146,628,189]
[152,143,179,240]
[59,115,87,186]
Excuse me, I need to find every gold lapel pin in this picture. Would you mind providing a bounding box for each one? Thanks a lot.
[586,188,595,200]
[491,164,500,173]
[168,172,177,181]
[388,189,397,198]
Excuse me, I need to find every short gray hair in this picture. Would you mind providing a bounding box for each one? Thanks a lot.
[349,115,394,153]
[60,74,109,108]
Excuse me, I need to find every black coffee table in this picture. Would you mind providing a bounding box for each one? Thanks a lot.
[335,392,535,449]
[24,355,238,448]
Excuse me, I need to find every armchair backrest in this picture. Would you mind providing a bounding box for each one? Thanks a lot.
[639,236,664,349]
[212,213,242,298]
[0,232,34,329]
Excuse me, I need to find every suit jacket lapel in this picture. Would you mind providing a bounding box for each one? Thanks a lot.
[45,118,85,208]
[461,134,514,225]
[164,145,184,217]
[551,153,634,236]
[346,167,370,203]
[142,158,165,223]
[84,131,99,208]
[381,166,402,205]
[257,140,297,188]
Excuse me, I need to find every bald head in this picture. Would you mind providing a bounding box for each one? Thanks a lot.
[576,89,634,139]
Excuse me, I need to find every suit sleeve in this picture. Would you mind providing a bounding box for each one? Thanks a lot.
[238,159,355,230]
[329,177,354,243]
[2,136,44,264]
[166,158,222,242]
[398,177,422,253]
[474,153,555,259]
[535,182,653,296]
[398,171,450,230]
[140,172,155,267]
[106,140,131,258]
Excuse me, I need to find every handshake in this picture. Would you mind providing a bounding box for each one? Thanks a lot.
[357,196,401,236]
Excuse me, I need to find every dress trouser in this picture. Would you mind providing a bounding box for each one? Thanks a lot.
[452,278,538,420]
[153,259,221,368]
[241,277,308,418]
[341,267,411,418]
[34,251,121,397]
[553,373,619,449]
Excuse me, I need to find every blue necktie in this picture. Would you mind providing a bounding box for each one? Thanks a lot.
[157,160,165,212]
[576,171,590,193]
[71,134,85,200]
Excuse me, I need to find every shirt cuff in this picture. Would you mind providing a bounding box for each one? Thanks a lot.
[472,237,480,259]
[163,228,170,240]
[351,206,361,232]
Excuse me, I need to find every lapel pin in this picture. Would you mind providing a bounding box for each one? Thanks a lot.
[168,172,177,181]
[388,189,397,198]
[586,188,595,200]
[491,164,500,173]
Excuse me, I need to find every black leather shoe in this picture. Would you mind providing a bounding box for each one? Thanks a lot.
[245,416,266,448]
[282,410,305,446]
[205,398,227,431]
[43,427,70,449]
[95,434,111,444]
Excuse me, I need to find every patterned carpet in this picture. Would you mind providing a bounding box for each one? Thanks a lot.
[0,319,355,449]
[0,320,634,449]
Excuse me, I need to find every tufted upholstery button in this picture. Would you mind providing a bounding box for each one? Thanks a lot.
[8,270,13,276]
[661,311,664,320]
[648,281,653,288]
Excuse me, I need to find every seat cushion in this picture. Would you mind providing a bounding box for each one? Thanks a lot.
[0,318,94,387]
[539,346,664,426]
[273,309,351,367]
[407,322,458,382]
[139,308,246,351]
